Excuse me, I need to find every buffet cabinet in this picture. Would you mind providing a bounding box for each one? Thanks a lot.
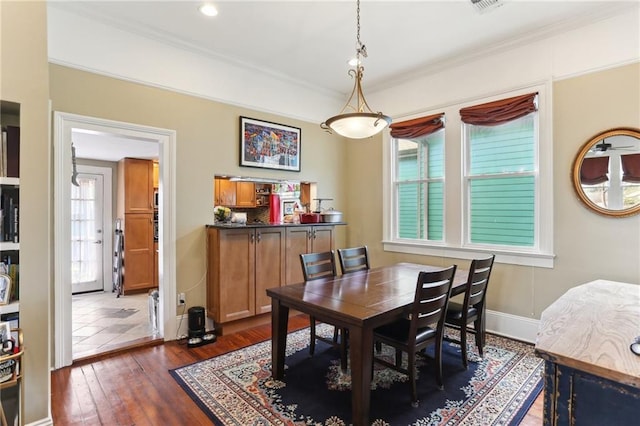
[206,224,335,332]
[535,280,640,425]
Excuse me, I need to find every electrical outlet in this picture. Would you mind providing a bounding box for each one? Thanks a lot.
[178,292,186,306]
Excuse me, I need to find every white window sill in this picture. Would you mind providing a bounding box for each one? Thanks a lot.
[383,240,555,268]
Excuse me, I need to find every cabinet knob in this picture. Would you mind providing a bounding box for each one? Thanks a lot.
[256,232,261,243]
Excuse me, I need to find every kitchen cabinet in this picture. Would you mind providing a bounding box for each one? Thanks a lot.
[285,225,335,285]
[214,178,256,207]
[117,158,155,293]
[235,182,256,207]
[122,213,154,292]
[152,161,159,189]
[206,226,285,324]
[120,158,153,214]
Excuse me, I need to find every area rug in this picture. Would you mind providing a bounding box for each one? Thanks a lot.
[170,325,543,425]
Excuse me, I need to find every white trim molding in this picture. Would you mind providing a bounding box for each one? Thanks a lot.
[485,309,540,344]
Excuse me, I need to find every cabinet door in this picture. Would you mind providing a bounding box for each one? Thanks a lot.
[255,227,285,315]
[218,179,236,206]
[311,226,334,253]
[235,182,256,207]
[123,158,153,213]
[217,228,255,322]
[285,227,312,285]
[123,213,154,292]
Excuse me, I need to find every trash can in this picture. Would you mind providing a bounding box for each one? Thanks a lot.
[148,288,159,332]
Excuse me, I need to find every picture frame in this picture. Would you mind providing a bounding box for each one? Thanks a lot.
[0,274,11,305]
[240,116,301,172]
[0,321,10,345]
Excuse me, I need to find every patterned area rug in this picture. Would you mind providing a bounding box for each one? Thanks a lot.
[170,325,543,425]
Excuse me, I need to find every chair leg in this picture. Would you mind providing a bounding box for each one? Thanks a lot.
[309,316,316,356]
[435,340,444,390]
[408,351,419,407]
[395,348,402,368]
[460,325,468,369]
[375,341,382,353]
[474,318,484,357]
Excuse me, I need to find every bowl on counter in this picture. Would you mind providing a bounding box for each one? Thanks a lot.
[320,210,343,223]
[300,213,320,224]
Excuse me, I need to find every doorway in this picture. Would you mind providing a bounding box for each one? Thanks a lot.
[71,168,110,294]
[54,112,177,369]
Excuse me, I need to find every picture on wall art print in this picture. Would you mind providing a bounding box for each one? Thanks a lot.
[240,116,301,172]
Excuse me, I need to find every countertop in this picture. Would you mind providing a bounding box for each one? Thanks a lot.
[534,279,640,388]
[206,221,347,229]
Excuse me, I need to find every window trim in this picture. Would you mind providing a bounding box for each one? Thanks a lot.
[383,83,555,268]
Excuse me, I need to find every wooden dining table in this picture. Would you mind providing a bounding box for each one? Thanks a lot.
[267,262,469,426]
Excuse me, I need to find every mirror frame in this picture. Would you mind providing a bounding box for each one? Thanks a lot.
[572,127,640,218]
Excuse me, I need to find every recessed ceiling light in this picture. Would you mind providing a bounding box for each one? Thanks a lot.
[199,3,218,17]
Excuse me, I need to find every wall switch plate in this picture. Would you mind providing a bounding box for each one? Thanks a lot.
[178,292,186,306]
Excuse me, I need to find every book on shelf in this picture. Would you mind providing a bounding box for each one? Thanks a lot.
[0,126,19,178]
[0,191,18,243]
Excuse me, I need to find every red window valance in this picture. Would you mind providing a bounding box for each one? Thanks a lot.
[580,156,609,185]
[460,93,538,126]
[621,153,640,183]
[390,113,444,139]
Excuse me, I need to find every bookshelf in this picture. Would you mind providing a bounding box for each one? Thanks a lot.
[0,100,21,425]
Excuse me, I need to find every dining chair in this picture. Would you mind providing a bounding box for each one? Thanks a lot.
[299,251,348,370]
[337,245,370,274]
[444,255,495,369]
[372,265,457,407]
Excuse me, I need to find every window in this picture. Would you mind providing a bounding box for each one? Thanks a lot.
[384,87,554,267]
[395,130,444,240]
[464,113,536,247]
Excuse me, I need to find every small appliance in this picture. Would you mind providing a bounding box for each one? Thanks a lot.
[186,306,216,347]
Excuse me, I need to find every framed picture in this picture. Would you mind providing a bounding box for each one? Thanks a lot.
[240,116,301,172]
[0,274,11,305]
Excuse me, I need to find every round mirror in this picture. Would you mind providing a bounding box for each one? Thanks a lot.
[572,127,640,217]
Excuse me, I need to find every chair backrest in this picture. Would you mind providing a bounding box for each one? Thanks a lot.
[300,251,337,281]
[463,255,495,311]
[337,246,370,274]
[410,265,457,334]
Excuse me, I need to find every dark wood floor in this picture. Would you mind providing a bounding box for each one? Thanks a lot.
[52,315,543,425]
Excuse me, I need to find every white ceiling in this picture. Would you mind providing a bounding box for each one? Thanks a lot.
[53,0,636,161]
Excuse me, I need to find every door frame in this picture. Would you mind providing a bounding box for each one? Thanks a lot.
[74,165,113,293]
[53,112,177,368]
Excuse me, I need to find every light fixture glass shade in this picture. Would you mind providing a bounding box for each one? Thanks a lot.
[324,112,391,139]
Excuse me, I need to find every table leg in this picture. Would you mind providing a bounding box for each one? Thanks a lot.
[271,298,289,380]
[348,325,373,426]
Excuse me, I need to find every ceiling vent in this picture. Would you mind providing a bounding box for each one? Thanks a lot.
[470,0,504,14]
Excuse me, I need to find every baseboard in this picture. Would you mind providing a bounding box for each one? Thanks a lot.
[26,416,53,426]
[174,310,541,344]
[485,309,540,344]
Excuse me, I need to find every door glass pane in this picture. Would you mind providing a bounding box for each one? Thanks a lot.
[71,177,99,284]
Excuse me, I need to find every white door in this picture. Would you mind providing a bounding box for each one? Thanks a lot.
[71,172,104,294]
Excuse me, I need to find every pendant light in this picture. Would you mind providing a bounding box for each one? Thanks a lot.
[321,0,391,139]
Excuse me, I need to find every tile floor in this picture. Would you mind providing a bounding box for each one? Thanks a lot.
[72,290,160,359]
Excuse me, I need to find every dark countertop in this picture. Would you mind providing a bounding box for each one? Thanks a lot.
[206,221,346,229]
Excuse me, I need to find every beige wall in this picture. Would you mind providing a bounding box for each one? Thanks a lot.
[345,62,640,319]
[1,1,51,423]
[49,64,348,312]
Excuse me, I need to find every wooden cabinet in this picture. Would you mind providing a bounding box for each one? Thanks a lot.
[285,225,335,285]
[152,161,159,189]
[117,158,155,293]
[214,178,256,207]
[123,213,154,292]
[235,182,256,207]
[535,280,640,425]
[120,158,153,214]
[206,226,285,324]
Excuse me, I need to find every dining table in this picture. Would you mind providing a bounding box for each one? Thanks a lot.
[267,262,469,426]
